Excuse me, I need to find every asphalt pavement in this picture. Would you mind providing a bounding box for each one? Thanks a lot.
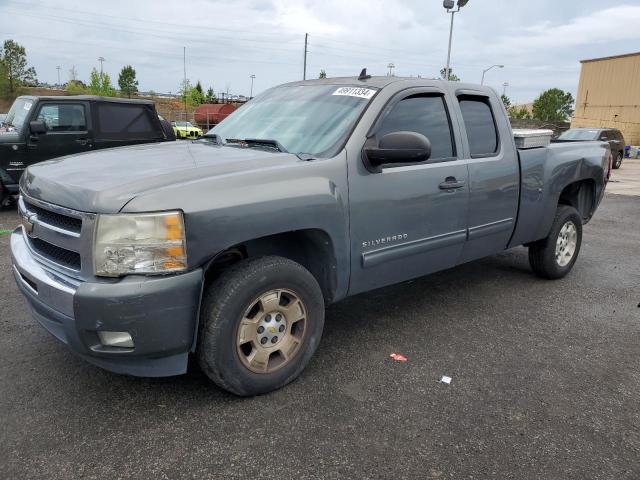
[1,191,639,480]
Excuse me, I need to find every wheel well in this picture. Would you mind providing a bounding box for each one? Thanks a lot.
[203,229,338,304]
[558,179,595,222]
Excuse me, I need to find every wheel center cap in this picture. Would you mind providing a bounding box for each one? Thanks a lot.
[257,311,287,346]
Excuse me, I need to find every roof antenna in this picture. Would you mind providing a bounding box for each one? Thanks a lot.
[358,68,371,81]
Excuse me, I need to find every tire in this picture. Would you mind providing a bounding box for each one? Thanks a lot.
[528,205,583,279]
[198,256,325,396]
[613,152,623,169]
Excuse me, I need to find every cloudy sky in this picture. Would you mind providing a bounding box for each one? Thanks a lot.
[1,0,639,103]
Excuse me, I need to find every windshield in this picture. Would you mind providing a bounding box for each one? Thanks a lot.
[176,122,193,127]
[2,98,33,133]
[558,129,599,141]
[208,84,378,157]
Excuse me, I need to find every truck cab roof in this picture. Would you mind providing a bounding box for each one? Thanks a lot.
[282,75,497,95]
[16,95,156,106]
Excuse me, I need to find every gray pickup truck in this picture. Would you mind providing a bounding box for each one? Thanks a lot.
[10,75,611,396]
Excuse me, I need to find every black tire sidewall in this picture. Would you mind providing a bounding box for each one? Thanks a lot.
[614,153,623,169]
[199,257,324,396]
[542,207,583,278]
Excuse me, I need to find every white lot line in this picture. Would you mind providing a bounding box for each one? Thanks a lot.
[608,159,640,197]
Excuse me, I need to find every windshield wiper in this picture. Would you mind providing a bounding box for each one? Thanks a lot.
[225,138,289,153]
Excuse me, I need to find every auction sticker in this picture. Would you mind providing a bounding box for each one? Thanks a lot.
[332,87,377,99]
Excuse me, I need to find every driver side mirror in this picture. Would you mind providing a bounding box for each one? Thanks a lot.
[30,120,48,135]
[363,131,432,173]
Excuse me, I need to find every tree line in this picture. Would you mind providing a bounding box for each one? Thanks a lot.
[440,68,575,122]
[1,38,575,122]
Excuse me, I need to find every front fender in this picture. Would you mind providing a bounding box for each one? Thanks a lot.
[122,153,351,299]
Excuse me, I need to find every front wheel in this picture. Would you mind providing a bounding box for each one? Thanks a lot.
[198,256,325,396]
[528,205,583,279]
[613,152,623,169]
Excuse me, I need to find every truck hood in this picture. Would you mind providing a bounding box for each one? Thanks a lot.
[21,141,302,213]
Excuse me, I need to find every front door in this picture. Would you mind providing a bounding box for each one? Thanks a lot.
[348,89,469,295]
[27,101,93,165]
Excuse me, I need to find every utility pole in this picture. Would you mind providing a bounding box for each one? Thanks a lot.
[98,56,105,76]
[303,33,308,80]
[250,74,256,98]
[387,63,395,76]
[56,66,61,87]
[183,47,188,124]
[502,82,509,96]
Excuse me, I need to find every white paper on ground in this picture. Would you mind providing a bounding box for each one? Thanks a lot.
[440,376,452,384]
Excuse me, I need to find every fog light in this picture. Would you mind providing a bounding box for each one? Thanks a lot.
[97,331,134,348]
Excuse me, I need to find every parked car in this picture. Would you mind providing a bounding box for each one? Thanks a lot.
[11,76,610,396]
[172,121,203,139]
[0,95,172,206]
[556,128,625,169]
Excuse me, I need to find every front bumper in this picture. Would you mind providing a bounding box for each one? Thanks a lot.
[10,229,203,377]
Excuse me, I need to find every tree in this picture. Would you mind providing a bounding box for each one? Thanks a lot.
[65,80,87,95]
[532,88,574,122]
[508,105,532,119]
[205,87,216,103]
[319,69,327,79]
[0,39,37,96]
[179,79,205,107]
[88,68,116,97]
[501,94,511,109]
[440,67,460,81]
[118,65,138,98]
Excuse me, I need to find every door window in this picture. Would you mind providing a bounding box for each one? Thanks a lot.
[458,97,499,157]
[36,104,86,132]
[377,95,455,161]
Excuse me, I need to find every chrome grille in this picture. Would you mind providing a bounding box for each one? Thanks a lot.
[18,194,96,279]
[29,237,81,270]
[23,199,82,233]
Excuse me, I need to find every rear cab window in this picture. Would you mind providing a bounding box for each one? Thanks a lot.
[95,103,162,140]
[458,96,499,158]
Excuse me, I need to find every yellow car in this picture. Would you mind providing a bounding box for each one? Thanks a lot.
[172,121,203,139]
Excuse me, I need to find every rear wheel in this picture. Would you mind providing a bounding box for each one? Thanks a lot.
[198,256,325,396]
[613,152,623,169]
[528,205,582,279]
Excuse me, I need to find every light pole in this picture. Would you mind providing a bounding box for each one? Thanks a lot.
[480,64,504,85]
[56,66,61,87]
[98,56,105,76]
[387,63,395,76]
[443,0,469,81]
[250,74,256,98]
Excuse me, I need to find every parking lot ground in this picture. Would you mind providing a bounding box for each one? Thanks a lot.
[1,192,639,480]
[608,158,640,196]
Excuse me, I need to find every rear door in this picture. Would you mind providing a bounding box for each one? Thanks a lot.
[26,101,94,164]
[454,92,520,263]
[348,88,469,294]
[92,102,165,150]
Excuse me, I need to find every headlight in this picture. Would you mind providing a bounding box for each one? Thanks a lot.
[94,211,187,277]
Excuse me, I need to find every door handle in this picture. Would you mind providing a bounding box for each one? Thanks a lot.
[76,138,92,147]
[439,177,465,190]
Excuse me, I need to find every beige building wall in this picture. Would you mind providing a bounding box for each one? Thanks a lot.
[571,52,640,145]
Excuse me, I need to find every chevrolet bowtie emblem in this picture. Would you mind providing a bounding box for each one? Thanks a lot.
[21,213,36,237]
[267,326,278,334]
